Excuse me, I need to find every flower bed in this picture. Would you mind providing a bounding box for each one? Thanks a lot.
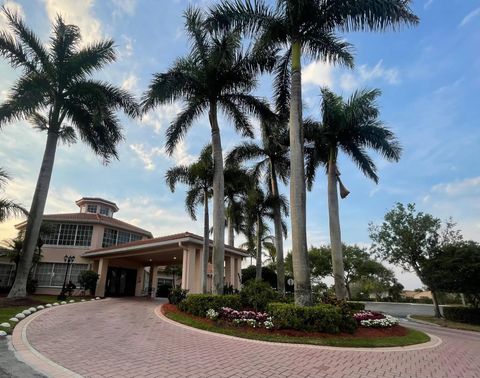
[354,311,399,328]
[207,307,274,330]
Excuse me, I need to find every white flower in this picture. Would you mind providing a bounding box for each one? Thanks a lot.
[206,309,219,320]
[360,315,399,328]
[264,320,274,330]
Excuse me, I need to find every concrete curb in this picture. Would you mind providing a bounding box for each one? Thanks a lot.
[406,314,442,327]
[12,299,107,378]
[156,304,442,353]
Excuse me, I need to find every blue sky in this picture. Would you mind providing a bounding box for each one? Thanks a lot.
[0,0,479,289]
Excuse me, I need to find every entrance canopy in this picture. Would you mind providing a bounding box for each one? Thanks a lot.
[83,232,248,296]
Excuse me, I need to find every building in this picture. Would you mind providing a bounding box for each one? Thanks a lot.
[0,197,246,296]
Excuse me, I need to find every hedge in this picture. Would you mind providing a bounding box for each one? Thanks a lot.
[178,294,242,317]
[266,303,357,334]
[346,302,365,312]
[443,307,480,325]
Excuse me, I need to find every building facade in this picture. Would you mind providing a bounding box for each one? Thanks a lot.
[0,197,246,296]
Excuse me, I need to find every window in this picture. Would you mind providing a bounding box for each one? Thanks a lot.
[75,225,93,247]
[0,264,14,287]
[87,204,97,213]
[99,206,109,216]
[43,224,93,247]
[58,224,76,246]
[102,228,118,247]
[34,263,88,287]
[102,228,142,247]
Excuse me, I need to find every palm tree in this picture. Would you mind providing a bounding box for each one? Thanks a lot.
[0,8,139,298]
[243,184,287,280]
[165,145,213,293]
[142,7,274,294]
[305,87,401,300]
[0,168,27,222]
[209,0,418,306]
[227,118,289,293]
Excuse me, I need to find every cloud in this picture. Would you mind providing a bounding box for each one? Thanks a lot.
[302,61,334,87]
[424,0,434,10]
[459,7,480,27]
[141,102,182,134]
[121,72,139,93]
[0,1,24,33]
[129,140,195,171]
[423,177,480,242]
[43,0,103,45]
[111,0,137,16]
[340,60,400,91]
[119,35,134,59]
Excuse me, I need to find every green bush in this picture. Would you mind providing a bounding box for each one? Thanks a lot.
[240,280,276,311]
[266,303,356,334]
[168,287,188,305]
[78,270,99,295]
[178,294,242,317]
[346,302,366,312]
[443,307,480,325]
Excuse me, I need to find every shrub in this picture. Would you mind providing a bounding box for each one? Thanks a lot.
[240,280,276,311]
[346,302,366,312]
[266,303,356,334]
[168,287,188,305]
[178,294,241,316]
[78,270,99,295]
[443,307,480,325]
[241,265,278,288]
[217,307,274,329]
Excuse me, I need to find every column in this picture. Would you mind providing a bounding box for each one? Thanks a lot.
[194,248,203,294]
[151,265,158,298]
[135,266,145,296]
[186,246,196,292]
[181,248,188,290]
[95,258,109,297]
[225,256,235,287]
[235,257,242,289]
[233,258,240,290]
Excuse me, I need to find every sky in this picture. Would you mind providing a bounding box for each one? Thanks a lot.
[0,0,479,290]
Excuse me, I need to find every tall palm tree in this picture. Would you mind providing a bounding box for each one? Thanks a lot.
[165,145,214,294]
[209,0,418,306]
[305,87,401,300]
[227,118,289,293]
[0,168,27,222]
[244,184,287,280]
[142,7,274,294]
[0,8,139,298]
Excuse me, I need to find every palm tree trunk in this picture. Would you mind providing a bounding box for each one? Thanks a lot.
[431,289,442,318]
[202,191,209,293]
[8,130,59,298]
[270,163,285,295]
[209,102,225,294]
[227,214,235,247]
[289,41,311,306]
[327,151,346,300]
[256,215,262,281]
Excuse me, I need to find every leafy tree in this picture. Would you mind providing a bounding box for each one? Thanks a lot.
[78,270,99,296]
[164,265,183,289]
[369,202,463,317]
[166,145,213,293]
[241,265,277,289]
[0,8,139,298]
[209,0,418,306]
[142,7,274,294]
[0,168,27,222]
[227,117,290,294]
[305,88,401,300]
[423,242,480,308]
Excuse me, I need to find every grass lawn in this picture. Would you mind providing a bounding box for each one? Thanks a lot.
[164,309,430,348]
[410,315,480,333]
[0,294,92,335]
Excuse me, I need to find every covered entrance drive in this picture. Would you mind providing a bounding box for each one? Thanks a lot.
[83,232,247,297]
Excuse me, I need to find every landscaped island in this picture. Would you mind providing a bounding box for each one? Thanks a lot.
[162,282,430,348]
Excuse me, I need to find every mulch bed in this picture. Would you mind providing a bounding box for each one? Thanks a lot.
[162,304,408,339]
[0,295,46,309]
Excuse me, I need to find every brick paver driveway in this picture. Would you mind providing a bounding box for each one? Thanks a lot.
[20,298,480,378]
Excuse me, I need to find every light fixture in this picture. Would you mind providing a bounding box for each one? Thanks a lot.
[149,258,152,262]
[173,256,177,260]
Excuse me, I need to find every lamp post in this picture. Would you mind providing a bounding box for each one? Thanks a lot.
[58,255,75,300]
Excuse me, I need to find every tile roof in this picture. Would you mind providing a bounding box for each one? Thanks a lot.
[15,213,152,237]
[83,231,248,257]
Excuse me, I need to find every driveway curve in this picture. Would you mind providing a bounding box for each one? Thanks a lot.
[14,298,480,378]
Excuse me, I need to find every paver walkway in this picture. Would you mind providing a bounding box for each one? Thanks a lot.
[16,298,480,377]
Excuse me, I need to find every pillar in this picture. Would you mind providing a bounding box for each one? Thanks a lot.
[95,258,109,297]
[150,265,159,298]
[233,258,240,290]
[225,256,235,287]
[181,248,188,290]
[181,246,199,293]
[135,266,145,296]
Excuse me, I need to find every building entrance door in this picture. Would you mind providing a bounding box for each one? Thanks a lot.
[105,267,136,296]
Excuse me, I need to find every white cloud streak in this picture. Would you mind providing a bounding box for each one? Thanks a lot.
[459,7,480,27]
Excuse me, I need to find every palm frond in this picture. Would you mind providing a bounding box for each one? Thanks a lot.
[165,165,191,192]
[0,198,28,222]
[67,40,116,79]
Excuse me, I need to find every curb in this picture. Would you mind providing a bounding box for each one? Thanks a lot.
[11,299,107,378]
[155,304,442,353]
